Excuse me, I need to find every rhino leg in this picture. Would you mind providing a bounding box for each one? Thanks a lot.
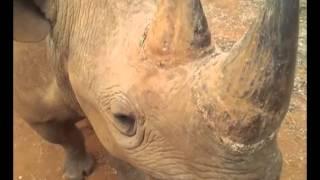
[29,120,94,180]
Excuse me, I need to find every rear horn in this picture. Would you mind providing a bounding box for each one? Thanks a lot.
[145,0,211,57]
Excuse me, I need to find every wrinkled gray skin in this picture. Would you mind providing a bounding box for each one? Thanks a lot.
[13,0,299,179]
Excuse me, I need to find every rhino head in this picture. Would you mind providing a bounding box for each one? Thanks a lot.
[14,0,299,179]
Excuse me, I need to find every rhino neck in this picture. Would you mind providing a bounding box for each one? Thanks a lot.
[45,39,84,117]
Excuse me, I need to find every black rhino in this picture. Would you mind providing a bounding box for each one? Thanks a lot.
[14,0,299,179]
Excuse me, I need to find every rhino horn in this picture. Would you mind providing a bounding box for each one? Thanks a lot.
[145,0,211,58]
[201,0,299,144]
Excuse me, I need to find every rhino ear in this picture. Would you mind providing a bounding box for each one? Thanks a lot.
[14,0,50,42]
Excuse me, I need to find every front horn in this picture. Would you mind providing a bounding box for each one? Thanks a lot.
[200,0,299,145]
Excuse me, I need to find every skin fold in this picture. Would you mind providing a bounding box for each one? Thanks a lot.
[14,0,299,179]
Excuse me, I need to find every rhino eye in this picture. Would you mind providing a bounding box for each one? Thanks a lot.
[112,112,136,136]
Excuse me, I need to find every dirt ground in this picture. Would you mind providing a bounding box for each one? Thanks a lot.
[14,0,307,180]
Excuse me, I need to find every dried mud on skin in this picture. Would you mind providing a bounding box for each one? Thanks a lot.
[14,0,306,179]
